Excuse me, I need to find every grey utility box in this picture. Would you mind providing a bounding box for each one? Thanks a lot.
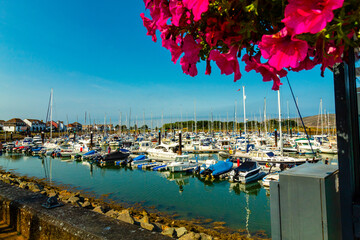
[270,163,341,240]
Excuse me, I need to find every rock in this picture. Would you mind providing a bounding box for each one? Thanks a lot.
[179,232,201,240]
[68,196,80,204]
[117,210,135,224]
[80,201,92,209]
[59,190,72,201]
[93,206,105,214]
[27,182,42,192]
[19,182,28,189]
[105,209,119,218]
[162,227,176,237]
[176,227,188,238]
[140,222,155,231]
[142,210,149,216]
[140,215,150,224]
[40,190,47,195]
[200,233,213,240]
[48,191,58,198]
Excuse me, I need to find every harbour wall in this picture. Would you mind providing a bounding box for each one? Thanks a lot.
[0,180,171,240]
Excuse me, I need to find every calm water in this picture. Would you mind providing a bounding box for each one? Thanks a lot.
[0,153,337,237]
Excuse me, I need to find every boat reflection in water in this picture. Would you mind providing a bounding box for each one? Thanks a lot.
[229,181,262,196]
[159,171,192,193]
[229,181,262,238]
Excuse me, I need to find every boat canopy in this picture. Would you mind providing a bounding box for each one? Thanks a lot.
[83,150,96,156]
[134,155,146,160]
[266,152,275,157]
[236,161,258,172]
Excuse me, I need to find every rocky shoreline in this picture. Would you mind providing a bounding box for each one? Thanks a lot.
[0,169,270,240]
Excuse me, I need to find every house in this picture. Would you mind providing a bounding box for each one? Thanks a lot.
[24,119,46,132]
[57,121,66,132]
[3,118,28,132]
[72,122,82,131]
[46,121,58,131]
[68,122,82,132]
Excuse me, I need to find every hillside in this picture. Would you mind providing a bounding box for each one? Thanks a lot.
[293,114,336,128]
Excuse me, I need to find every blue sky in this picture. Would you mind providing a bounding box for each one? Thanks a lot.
[0,1,335,126]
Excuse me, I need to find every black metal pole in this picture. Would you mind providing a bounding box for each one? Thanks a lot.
[179,131,182,155]
[274,129,278,147]
[41,132,44,144]
[158,130,161,145]
[333,48,360,239]
[290,128,292,138]
[90,132,93,150]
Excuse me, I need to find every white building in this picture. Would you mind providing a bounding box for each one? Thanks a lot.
[3,118,28,132]
[24,119,46,132]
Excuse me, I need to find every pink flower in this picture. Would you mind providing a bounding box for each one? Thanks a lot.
[169,0,185,26]
[205,59,211,75]
[140,13,158,42]
[180,35,201,77]
[209,46,241,82]
[162,36,183,64]
[282,0,344,35]
[291,55,317,72]
[145,0,171,30]
[183,0,209,21]
[314,40,344,76]
[259,28,308,71]
[242,53,287,90]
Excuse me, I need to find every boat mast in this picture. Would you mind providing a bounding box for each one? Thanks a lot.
[143,111,145,134]
[243,86,247,136]
[151,112,153,133]
[119,112,122,135]
[194,100,197,133]
[320,98,323,136]
[234,100,237,133]
[296,97,299,134]
[226,112,228,133]
[264,97,267,134]
[278,89,283,156]
[50,88,53,140]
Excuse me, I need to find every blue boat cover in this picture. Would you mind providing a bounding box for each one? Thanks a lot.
[119,149,130,153]
[134,155,146,161]
[84,150,96,156]
[266,152,275,157]
[210,161,233,176]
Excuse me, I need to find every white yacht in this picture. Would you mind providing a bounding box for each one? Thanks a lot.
[167,155,198,172]
[295,139,320,154]
[228,161,263,183]
[146,144,179,161]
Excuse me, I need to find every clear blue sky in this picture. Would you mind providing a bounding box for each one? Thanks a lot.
[0,0,335,126]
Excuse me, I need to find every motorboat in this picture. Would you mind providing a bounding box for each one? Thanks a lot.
[102,150,130,161]
[167,155,198,172]
[295,138,319,154]
[200,160,233,177]
[228,161,264,183]
[130,155,151,166]
[249,150,309,166]
[262,172,280,188]
[146,144,180,161]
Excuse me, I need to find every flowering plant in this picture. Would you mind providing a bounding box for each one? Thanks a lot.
[141,0,359,90]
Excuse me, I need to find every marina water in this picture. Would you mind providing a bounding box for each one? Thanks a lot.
[0,153,337,237]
